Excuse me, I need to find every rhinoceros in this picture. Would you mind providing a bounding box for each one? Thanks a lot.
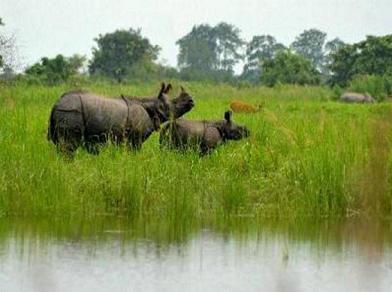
[340,92,375,103]
[160,110,250,155]
[48,83,194,154]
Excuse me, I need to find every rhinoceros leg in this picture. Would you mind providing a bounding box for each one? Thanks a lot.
[83,132,110,155]
[57,139,80,156]
[84,141,101,155]
[200,127,220,155]
[127,131,143,151]
[51,110,83,155]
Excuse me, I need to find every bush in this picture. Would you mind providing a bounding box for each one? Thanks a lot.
[260,50,321,87]
[24,54,83,86]
[331,85,343,100]
[347,75,392,102]
[329,35,392,86]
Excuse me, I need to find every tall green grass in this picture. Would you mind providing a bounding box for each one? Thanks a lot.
[0,82,391,219]
[348,74,392,101]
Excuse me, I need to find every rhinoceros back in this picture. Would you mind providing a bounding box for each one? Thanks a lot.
[79,93,128,138]
[340,92,375,103]
[173,119,206,145]
[48,90,157,152]
[160,119,220,150]
[48,91,87,143]
[128,104,155,142]
[49,91,129,143]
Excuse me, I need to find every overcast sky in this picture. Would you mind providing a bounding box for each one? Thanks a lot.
[1,0,391,71]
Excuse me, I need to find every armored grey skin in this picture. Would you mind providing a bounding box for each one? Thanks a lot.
[48,83,194,154]
[340,92,375,103]
[160,111,250,155]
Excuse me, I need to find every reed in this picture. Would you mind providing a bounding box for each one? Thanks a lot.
[0,82,391,219]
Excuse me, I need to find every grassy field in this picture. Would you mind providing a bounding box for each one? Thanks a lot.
[0,81,391,220]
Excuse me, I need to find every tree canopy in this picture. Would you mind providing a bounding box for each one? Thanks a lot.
[260,50,321,86]
[0,18,20,75]
[291,28,327,72]
[89,28,160,82]
[25,54,85,85]
[242,35,286,82]
[0,18,4,68]
[176,22,244,80]
[329,35,392,86]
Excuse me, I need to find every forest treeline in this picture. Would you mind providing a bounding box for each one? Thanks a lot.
[1,19,392,98]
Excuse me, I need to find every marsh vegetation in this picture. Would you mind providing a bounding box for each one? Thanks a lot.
[1,82,391,220]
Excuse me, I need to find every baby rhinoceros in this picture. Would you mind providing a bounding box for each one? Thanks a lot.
[160,111,250,155]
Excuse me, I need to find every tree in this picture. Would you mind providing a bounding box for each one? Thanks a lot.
[177,24,217,74]
[329,35,392,86]
[323,38,345,75]
[25,54,83,85]
[68,54,87,74]
[242,35,286,82]
[291,29,327,71]
[0,18,20,75]
[260,50,321,86]
[214,22,244,73]
[89,28,160,82]
[325,38,345,55]
[0,18,3,68]
[176,22,244,80]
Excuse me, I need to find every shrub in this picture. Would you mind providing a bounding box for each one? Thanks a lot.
[347,75,392,102]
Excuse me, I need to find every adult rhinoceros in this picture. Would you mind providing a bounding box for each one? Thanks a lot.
[48,83,194,154]
[340,92,375,103]
[160,110,250,155]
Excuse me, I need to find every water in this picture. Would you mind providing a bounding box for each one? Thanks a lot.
[0,218,392,292]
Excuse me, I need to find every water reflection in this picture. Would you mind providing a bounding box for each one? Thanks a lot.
[0,217,391,291]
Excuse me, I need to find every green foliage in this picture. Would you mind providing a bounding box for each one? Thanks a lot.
[68,54,86,73]
[214,22,245,72]
[260,50,321,86]
[323,38,346,75]
[242,35,286,83]
[24,54,83,85]
[242,29,344,83]
[1,82,391,219]
[347,75,392,101]
[89,28,160,83]
[176,22,244,80]
[325,38,345,55]
[291,28,327,71]
[177,24,216,73]
[331,85,344,100]
[329,35,392,86]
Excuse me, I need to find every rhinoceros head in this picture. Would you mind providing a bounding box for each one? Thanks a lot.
[219,111,250,141]
[171,86,194,119]
[154,82,173,123]
[364,93,376,103]
[140,83,194,130]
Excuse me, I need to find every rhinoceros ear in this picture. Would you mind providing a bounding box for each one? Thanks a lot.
[158,82,166,98]
[180,86,185,93]
[224,110,232,123]
[164,83,172,94]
